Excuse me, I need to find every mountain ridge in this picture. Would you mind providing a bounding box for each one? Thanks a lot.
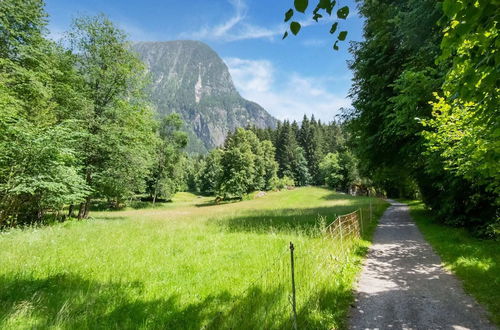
[132,40,277,153]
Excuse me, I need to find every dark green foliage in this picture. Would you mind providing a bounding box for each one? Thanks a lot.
[68,15,157,216]
[347,0,498,234]
[198,149,223,195]
[249,115,358,190]
[275,121,311,185]
[0,1,173,225]
[319,153,342,189]
[338,151,360,192]
[147,113,188,203]
[298,115,323,184]
[0,0,89,226]
[217,128,278,199]
[423,0,500,199]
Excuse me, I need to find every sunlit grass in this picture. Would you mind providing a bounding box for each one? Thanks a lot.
[404,200,500,326]
[0,187,388,329]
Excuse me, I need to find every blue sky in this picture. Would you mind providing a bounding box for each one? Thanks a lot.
[45,0,364,122]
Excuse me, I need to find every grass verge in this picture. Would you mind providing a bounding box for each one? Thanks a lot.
[403,200,499,326]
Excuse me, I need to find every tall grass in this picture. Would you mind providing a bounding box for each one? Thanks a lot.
[0,187,388,329]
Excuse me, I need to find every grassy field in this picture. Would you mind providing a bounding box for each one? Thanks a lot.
[404,200,500,326]
[0,187,388,329]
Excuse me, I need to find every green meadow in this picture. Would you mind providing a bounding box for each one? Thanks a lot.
[0,187,387,329]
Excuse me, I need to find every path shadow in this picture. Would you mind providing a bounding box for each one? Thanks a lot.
[349,204,496,329]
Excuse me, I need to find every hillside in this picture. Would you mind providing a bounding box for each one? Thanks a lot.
[133,40,277,153]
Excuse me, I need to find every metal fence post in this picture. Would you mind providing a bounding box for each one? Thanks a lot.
[289,242,298,330]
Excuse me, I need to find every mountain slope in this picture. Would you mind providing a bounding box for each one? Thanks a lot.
[133,40,277,153]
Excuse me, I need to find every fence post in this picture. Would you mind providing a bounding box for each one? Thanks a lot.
[359,209,363,236]
[339,218,344,254]
[369,195,373,222]
[289,242,298,330]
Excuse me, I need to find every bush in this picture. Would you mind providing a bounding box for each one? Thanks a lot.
[275,176,295,190]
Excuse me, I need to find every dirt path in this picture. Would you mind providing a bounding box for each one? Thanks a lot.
[349,200,496,330]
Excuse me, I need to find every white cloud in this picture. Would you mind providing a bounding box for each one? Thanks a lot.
[183,0,282,42]
[301,38,328,47]
[224,57,351,122]
[182,0,338,42]
[224,58,273,92]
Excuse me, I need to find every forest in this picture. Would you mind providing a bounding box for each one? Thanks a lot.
[286,0,499,237]
[0,0,498,239]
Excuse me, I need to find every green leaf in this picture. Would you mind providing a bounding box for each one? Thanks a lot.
[313,13,323,22]
[333,40,339,50]
[338,30,348,41]
[337,6,349,19]
[290,21,301,35]
[329,22,338,34]
[282,31,289,40]
[442,0,461,17]
[326,0,336,15]
[318,0,331,9]
[284,9,294,22]
[294,0,308,13]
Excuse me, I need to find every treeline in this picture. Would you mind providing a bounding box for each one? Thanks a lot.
[347,0,498,236]
[187,116,364,198]
[0,0,364,227]
[0,0,187,226]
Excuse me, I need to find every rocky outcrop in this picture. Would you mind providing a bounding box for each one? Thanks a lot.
[133,40,277,153]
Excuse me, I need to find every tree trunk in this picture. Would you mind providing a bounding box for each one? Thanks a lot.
[83,197,91,219]
[77,202,85,219]
[78,170,92,219]
[152,179,159,205]
[68,204,74,218]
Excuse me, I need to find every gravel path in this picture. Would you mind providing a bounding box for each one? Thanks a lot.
[349,200,496,330]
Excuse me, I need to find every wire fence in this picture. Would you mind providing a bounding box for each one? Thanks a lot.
[204,198,387,329]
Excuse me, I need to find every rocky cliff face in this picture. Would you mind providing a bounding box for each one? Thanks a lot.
[133,40,277,153]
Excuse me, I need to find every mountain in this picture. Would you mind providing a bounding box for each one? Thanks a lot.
[132,40,277,153]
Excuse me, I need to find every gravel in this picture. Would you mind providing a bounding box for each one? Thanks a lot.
[349,200,496,330]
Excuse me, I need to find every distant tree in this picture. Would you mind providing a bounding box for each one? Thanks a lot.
[218,129,257,199]
[319,153,343,189]
[217,128,279,199]
[147,113,188,204]
[198,149,223,195]
[338,151,360,192]
[298,115,324,184]
[261,141,279,190]
[275,120,311,185]
[185,155,205,192]
[292,146,312,186]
